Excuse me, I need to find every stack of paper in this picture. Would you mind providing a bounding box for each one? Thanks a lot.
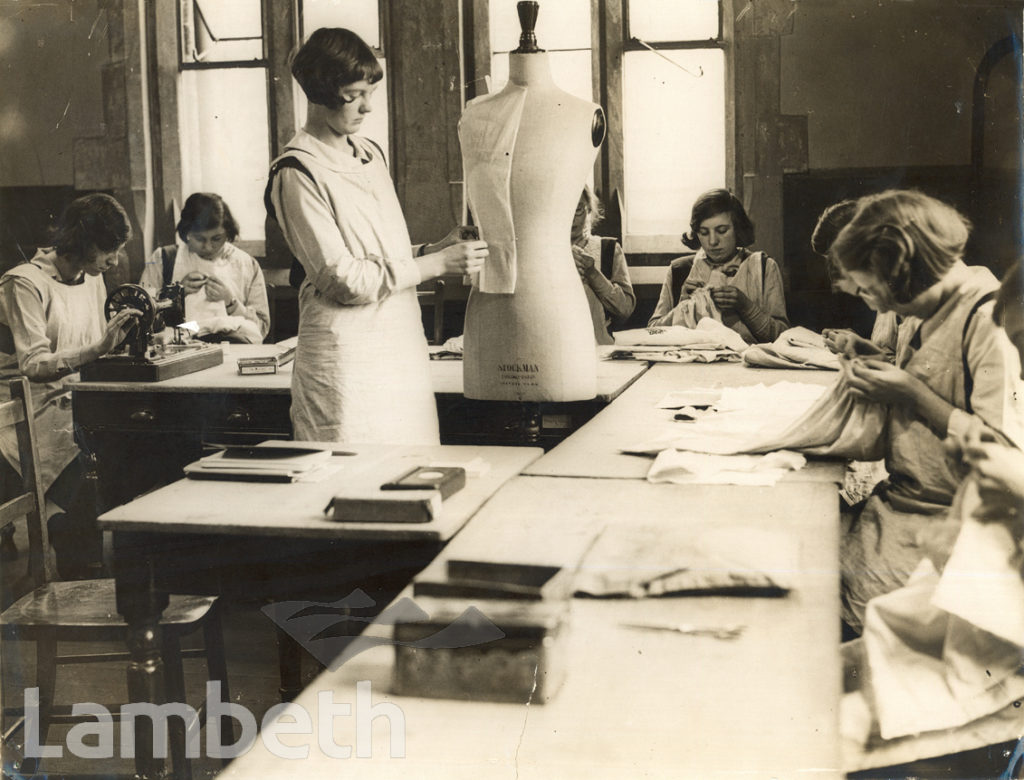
[184,445,333,482]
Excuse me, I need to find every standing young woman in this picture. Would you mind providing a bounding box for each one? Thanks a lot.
[0,194,138,576]
[270,28,487,444]
[648,188,788,342]
[828,190,1024,630]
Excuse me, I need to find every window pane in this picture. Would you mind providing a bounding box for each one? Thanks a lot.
[301,0,380,49]
[623,49,725,237]
[179,69,270,240]
[184,0,263,63]
[292,61,391,158]
[628,0,719,42]
[489,50,592,102]
[490,0,590,53]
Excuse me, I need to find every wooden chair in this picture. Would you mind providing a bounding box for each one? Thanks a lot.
[0,376,229,779]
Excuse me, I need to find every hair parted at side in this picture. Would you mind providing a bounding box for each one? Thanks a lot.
[51,193,132,266]
[681,188,755,250]
[831,189,970,305]
[811,199,859,286]
[176,192,239,242]
[291,28,383,109]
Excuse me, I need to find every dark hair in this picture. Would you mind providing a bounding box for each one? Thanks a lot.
[831,190,970,305]
[52,193,132,266]
[176,192,239,242]
[811,199,858,286]
[681,189,755,250]
[994,260,1023,328]
[811,200,858,257]
[291,28,383,110]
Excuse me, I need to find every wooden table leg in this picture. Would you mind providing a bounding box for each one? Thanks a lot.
[114,531,170,780]
[276,627,304,702]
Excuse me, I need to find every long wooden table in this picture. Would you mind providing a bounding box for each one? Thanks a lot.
[72,345,647,508]
[220,474,843,779]
[96,443,542,780]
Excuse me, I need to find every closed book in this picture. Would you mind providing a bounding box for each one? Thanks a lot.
[327,491,442,524]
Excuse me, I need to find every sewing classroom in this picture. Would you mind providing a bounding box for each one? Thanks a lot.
[0,1,1022,778]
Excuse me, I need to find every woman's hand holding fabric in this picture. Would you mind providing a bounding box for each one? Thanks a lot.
[964,441,1024,529]
[431,240,488,276]
[709,285,749,313]
[182,271,207,295]
[824,329,885,359]
[203,274,232,303]
[572,245,596,277]
[844,358,921,405]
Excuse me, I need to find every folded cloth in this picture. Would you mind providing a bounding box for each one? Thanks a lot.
[647,449,806,486]
[743,326,840,370]
[613,318,748,354]
[195,314,260,342]
[574,524,797,598]
[610,347,741,364]
[430,334,465,360]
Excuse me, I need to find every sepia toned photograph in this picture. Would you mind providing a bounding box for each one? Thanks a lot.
[0,0,1022,777]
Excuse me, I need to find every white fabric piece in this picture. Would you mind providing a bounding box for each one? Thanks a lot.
[459,85,527,294]
[613,319,748,353]
[611,347,741,364]
[656,389,723,409]
[575,524,798,598]
[647,448,806,486]
[743,326,840,371]
[624,381,830,455]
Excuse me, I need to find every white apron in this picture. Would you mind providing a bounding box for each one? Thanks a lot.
[0,254,105,493]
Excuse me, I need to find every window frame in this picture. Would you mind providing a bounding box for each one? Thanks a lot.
[596,0,735,254]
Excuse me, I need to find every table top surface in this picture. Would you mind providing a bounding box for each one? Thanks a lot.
[220,474,843,779]
[524,361,845,480]
[70,344,649,401]
[97,444,542,542]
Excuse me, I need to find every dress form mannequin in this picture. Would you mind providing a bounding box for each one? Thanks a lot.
[460,2,605,402]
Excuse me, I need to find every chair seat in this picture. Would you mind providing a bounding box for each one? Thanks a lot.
[0,579,216,629]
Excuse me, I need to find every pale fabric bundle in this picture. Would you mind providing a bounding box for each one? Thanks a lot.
[841,477,1024,769]
[743,326,840,370]
[667,286,720,328]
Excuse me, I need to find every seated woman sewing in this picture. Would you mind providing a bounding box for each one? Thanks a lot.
[648,188,788,343]
[140,192,270,344]
[0,194,139,577]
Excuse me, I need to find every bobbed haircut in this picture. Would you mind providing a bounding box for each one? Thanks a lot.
[176,192,239,243]
[994,259,1023,328]
[291,28,383,110]
[51,193,132,266]
[681,189,755,251]
[811,199,858,286]
[831,190,970,305]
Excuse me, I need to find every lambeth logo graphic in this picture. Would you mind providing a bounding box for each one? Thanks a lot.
[261,588,506,670]
[6,590,505,769]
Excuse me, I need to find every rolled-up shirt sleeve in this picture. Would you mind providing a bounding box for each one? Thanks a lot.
[0,277,90,381]
[272,167,420,306]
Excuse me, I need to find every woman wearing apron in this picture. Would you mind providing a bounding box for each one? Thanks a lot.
[0,194,139,577]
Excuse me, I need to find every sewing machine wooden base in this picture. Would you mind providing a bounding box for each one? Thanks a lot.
[79,344,223,382]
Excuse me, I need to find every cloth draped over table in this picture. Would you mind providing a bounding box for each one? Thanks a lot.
[743,326,840,371]
[458,85,527,294]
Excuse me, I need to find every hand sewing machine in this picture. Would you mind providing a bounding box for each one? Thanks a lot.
[78,283,223,382]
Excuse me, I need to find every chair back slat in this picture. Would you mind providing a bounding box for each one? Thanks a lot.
[0,492,36,526]
[4,377,54,585]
